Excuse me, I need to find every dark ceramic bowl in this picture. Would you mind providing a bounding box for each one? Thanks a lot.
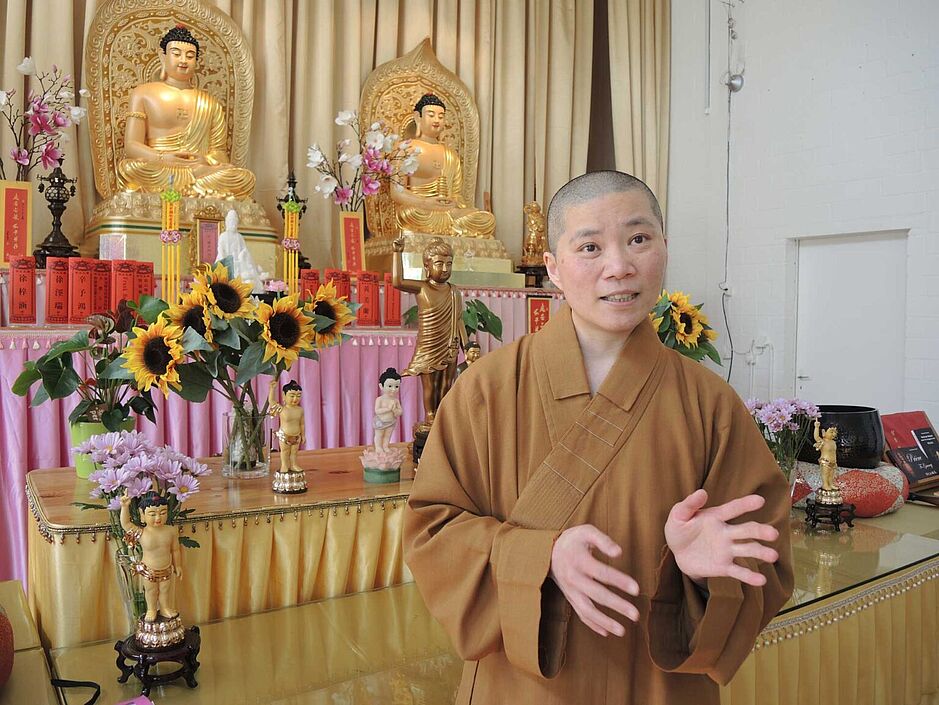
[797,404,885,469]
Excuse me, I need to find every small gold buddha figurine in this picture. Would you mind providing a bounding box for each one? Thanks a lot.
[120,491,181,624]
[456,340,481,375]
[814,420,842,505]
[393,234,467,428]
[391,93,496,239]
[118,24,256,199]
[520,201,547,266]
[372,368,404,454]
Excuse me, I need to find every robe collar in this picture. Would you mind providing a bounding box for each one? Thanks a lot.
[534,304,664,412]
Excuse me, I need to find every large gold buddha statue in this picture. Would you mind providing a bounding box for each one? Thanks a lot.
[118,24,255,199]
[391,94,495,239]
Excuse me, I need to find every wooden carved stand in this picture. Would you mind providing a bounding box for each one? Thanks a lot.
[805,499,856,531]
[114,626,201,696]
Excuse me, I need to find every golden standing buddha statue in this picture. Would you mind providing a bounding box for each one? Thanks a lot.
[118,24,256,199]
[391,94,495,239]
[393,234,467,427]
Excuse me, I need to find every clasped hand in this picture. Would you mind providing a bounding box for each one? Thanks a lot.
[549,489,778,638]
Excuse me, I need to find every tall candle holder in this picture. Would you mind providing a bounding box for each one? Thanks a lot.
[33,158,80,269]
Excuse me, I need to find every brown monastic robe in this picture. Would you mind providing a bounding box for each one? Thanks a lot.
[404,306,794,705]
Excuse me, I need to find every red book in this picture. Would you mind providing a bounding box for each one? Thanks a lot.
[111,260,137,309]
[68,258,95,324]
[45,257,70,324]
[882,411,939,490]
[91,260,112,314]
[9,256,36,324]
[324,268,351,300]
[355,271,380,327]
[135,261,154,300]
[299,268,320,300]
[383,273,401,326]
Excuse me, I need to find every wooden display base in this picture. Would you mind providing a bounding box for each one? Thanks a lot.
[114,625,201,696]
[805,498,856,531]
[412,430,429,465]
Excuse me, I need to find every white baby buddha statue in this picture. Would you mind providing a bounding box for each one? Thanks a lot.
[216,209,268,293]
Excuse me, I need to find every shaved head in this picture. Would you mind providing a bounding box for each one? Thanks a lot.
[547,171,663,252]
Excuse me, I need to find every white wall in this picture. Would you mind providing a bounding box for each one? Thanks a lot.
[667,0,939,420]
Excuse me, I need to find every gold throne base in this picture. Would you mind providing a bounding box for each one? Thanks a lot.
[83,192,279,276]
[365,231,525,288]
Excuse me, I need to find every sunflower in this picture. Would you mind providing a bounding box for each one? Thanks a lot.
[162,291,214,344]
[257,294,315,367]
[667,290,691,309]
[671,303,705,347]
[190,262,256,321]
[123,320,185,397]
[305,280,356,348]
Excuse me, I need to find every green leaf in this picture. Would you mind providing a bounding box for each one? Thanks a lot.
[235,340,268,386]
[41,363,82,399]
[312,313,336,332]
[214,325,241,350]
[462,307,479,334]
[44,331,90,361]
[217,256,234,276]
[135,295,169,325]
[229,317,254,341]
[202,349,221,377]
[30,383,50,407]
[702,342,723,366]
[178,536,201,550]
[209,313,230,331]
[130,393,157,425]
[72,501,107,511]
[175,363,214,403]
[100,355,135,380]
[298,348,319,361]
[182,327,213,353]
[102,407,128,431]
[12,365,42,396]
[68,399,95,425]
[664,330,676,348]
[402,305,418,326]
[479,308,503,341]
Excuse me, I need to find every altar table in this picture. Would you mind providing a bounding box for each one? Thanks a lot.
[0,288,566,587]
[45,506,939,705]
[27,446,416,650]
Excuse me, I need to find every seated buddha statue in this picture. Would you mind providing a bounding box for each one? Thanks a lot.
[118,24,256,199]
[391,94,495,239]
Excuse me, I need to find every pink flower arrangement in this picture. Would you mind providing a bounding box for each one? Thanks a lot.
[75,430,210,539]
[307,110,420,213]
[0,59,88,181]
[746,398,820,479]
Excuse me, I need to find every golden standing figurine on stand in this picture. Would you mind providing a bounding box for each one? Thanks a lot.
[805,419,856,530]
[814,420,842,504]
[520,201,547,266]
[120,491,185,647]
[393,235,467,430]
[269,379,308,494]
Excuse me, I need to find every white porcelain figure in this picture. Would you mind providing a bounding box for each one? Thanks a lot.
[216,209,268,293]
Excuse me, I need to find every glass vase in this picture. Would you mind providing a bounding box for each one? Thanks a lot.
[222,406,271,479]
[114,546,146,631]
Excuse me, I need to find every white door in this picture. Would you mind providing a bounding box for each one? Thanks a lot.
[795,232,907,413]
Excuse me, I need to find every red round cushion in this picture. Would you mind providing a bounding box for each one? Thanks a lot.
[0,608,13,687]
[794,462,908,517]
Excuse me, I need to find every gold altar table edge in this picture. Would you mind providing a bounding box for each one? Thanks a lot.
[27,447,415,650]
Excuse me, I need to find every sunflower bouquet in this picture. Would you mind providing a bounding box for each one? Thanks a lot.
[649,290,721,365]
[103,258,358,475]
